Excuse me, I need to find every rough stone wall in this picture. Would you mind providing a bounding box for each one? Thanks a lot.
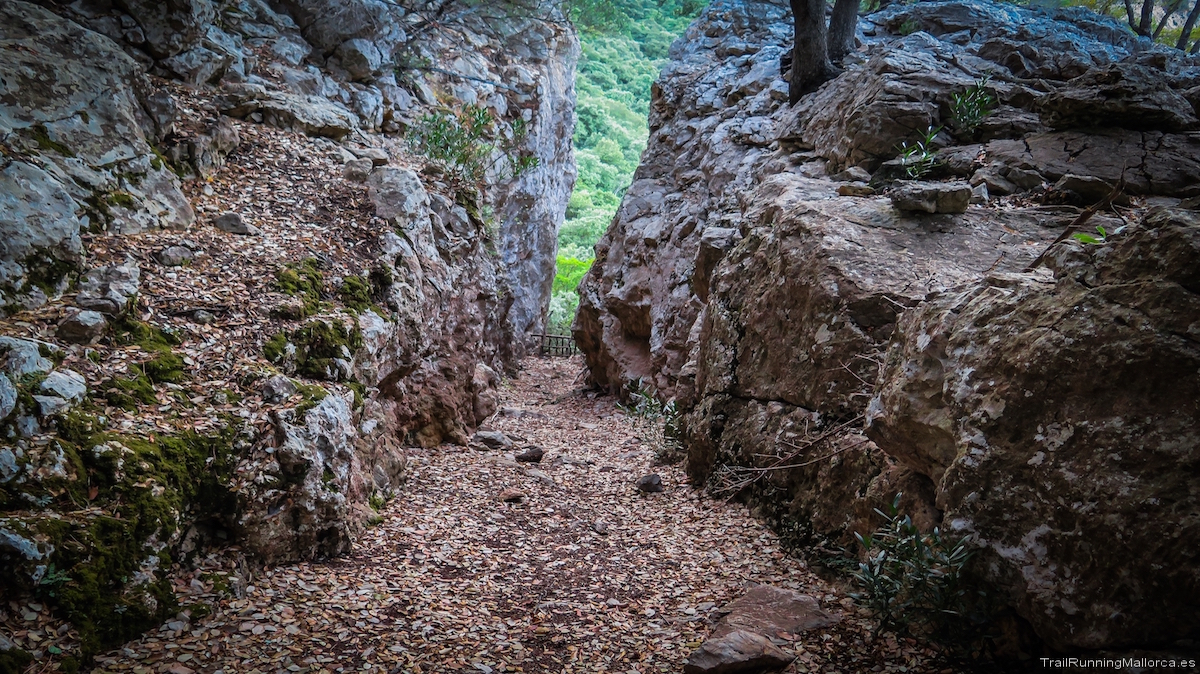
[0,0,577,660]
[575,0,1200,653]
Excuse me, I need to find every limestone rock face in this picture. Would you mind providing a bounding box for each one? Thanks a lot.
[240,395,362,564]
[0,1,579,654]
[866,209,1200,650]
[574,0,794,397]
[0,2,194,306]
[575,0,1200,654]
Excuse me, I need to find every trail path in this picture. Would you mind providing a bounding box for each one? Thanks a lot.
[92,357,940,674]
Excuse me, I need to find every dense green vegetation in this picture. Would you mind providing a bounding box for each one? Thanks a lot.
[550,0,702,333]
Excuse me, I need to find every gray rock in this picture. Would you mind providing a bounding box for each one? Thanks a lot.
[155,246,195,267]
[336,38,382,81]
[836,182,875,197]
[515,446,544,463]
[75,261,141,315]
[241,394,358,564]
[1040,63,1199,133]
[1046,173,1128,206]
[262,375,298,404]
[635,474,663,493]
[119,0,215,58]
[473,430,513,451]
[682,630,791,674]
[213,212,259,235]
[271,35,311,66]
[0,375,15,420]
[39,369,86,402]
[890,181,972,214]
[32,395,70,417]
[350,147,389,166]
[343,158,374,183]
[0,337,55,378]
[57,310,107,344]
[161,45,233,85]
[832,166,871,182]
[368,167,430,227]
[866,208,1200,650]
[220,87,357,140]
[0,2,193,304]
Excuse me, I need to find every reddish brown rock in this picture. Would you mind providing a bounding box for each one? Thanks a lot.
[683,630,791,674]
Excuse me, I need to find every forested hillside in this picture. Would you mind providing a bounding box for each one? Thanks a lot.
[549,0,702,332]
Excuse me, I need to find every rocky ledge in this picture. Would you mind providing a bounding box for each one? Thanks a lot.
[575,0,1199,656]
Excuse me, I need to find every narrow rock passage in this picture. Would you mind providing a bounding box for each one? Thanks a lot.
[93,357,938,674]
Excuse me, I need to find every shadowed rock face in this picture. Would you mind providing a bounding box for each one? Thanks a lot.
[867,209,1200,650]
[575,0,1200,654]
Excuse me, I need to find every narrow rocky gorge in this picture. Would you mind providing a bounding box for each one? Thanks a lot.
[2,0,1198,670]
[576,0,1199,659]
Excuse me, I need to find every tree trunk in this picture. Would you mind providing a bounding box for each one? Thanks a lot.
[827,0,859,62]
[1177,0,1200,50]
[789,0,838,103]
[1138,0,1155,35]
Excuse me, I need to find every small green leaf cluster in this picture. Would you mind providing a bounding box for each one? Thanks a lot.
[406,104,538,186]
[1073,224,1117,245]
[950,75,997,136]
[851,493,973,634]
[619,378,683,465]
[897,125,942,179]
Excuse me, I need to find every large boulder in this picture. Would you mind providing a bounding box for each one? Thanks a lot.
[239,394,364,564]
[116,0,216,58]
[0,1,194,307]
[685,174,1066,545]
[866,208,1200,650]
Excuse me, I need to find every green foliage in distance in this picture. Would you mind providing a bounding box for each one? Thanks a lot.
[552,0,701,333]
[548,255,591,333]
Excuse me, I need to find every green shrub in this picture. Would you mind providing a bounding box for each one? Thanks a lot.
[897,125,942,179]
[619,378,683,465]
[406,104,538,186]
[851,493,973,635]
[950,75,996,136]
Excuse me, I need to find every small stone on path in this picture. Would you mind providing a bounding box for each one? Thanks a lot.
[515,446,544,463]
[57,310,107,344]
[213,212,260,235]
[497,488,525,503]
[155,245,195,266]
[636,474,663,493]
[473,430,512,450]
[683,629,792,674]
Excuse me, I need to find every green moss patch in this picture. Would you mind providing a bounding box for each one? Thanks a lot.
[266,319,363,382]
[115,319,186,384]
[0,648,34,674]
[30,124,74,157]
[0,424,244,666]
[339,275,374,313]
[100,373,157,411]
[20,253,78,297]
[263,332,289,364]
[275,259,324,318]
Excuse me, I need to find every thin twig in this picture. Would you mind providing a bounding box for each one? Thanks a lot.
[1023,174,1126,272]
